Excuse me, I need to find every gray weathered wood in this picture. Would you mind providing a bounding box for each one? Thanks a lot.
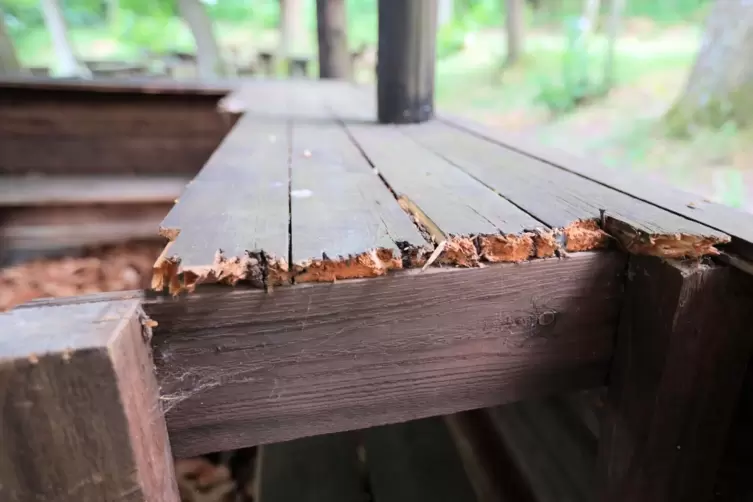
[342,123,543,237]
[364,417,477,502]
[290,118,428,281]
[0,300,179,501]
[144,251,624,457]
[154,115,290,291]
[442,114,753,246]
[0,176,187,206]
[405,120,729,257]
[258,432,364,502]
[597,257,753,502]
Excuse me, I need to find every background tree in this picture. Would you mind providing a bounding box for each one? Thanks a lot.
[603,0,625,88]
[667,0,753,131]
[0,10,22,74]
[505,0,524,65]
[316,0,349,79]
[177,0,222,78]
[279,0,304,59]
[40,0,89,77]
[438,0,453,26]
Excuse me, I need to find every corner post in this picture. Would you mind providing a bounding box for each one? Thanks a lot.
[597,256,753,502]
[377,0,438,123]
[0,299,179,502]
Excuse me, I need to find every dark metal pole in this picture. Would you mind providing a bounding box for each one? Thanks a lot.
[377,0,438,124]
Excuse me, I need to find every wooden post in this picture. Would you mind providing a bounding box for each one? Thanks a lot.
[597,256,753,502]
[316,0,349,79]
[377,0,438,124]
[0,299,179,502]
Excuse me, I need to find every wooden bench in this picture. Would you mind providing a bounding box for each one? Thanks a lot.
[2,77,753,502]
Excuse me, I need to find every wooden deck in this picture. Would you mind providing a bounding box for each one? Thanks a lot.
[3,78,753,502]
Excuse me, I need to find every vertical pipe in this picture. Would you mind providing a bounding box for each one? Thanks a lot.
[377,0,438,124]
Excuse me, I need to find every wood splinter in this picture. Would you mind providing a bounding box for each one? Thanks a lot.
[152,246,271,295]
[397,195,479,267]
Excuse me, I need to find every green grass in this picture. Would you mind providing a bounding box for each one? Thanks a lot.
[436,29,698,118]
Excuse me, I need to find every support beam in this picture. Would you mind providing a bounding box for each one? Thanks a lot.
[316,0,349,79]
[0,300,179,502]
[146,251,624,457]
[597,256,753,502]
[377,0,438,123]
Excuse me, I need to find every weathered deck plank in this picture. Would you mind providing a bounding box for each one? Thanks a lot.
[152,116,290,293]
[290,119,428,282]
[405,120,729,258]
[338,121,551,265]
[443,115,753,247]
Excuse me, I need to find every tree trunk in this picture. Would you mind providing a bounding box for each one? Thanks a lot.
[40,0,90,77]
[280,0,304,59]
[603,0,625,88]
[668,0,753,130]
[316,0,349,79]
[505,0,524,65]
[177,0,222,79]
[438,0,453,27]
[0,10,21,75]
[107,0,119,30]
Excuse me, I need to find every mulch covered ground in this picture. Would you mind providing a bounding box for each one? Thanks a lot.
[1,241,256,501]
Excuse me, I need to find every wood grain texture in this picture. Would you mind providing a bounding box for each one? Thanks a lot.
[257,432,364,502]
[144,251,625,457]
[404,120,729,257]
[334,118,549,265]
[364,417,477,502]
[443,115,753,246]
[154,116,290,292]
[597,256,753,502]
[0,89,236,176]
[0,176,187,206]
[290,118,428,281]
[0,299,179,502]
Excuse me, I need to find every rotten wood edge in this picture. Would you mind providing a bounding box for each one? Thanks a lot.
[151,211,731,295]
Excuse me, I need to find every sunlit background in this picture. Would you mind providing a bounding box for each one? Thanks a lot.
[1,0,750,211]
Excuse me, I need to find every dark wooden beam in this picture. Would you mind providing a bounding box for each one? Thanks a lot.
[597,256,753,502]
[316,0,349,79]
[0,299,179,501]
[377,0,437,123]
[144,251,625,457]
[0,82,238,176]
